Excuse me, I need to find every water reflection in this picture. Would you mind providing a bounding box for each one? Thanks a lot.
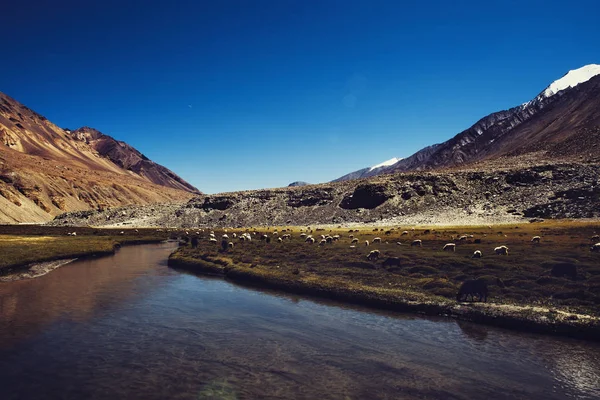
[0,243,599,400]
[456,319,489,342]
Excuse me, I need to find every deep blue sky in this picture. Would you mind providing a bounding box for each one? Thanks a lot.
[1,1,598,193]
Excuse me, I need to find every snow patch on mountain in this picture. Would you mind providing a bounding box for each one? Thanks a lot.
[542,64,600,98]
[369,157,401,171]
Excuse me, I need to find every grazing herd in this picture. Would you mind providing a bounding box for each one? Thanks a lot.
[185,227,600,303]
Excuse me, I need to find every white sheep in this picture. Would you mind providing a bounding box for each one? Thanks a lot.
[222,234,229,239]
[209,238,217,243]
[319,239,327,245]
[228,242,234,248]
[366,249,380,261]
[411,239,422,247]
[306,237,315,244]
[365,240,370,246]
[351,238,359,244]
[531,236,541,243]
[401,231,409,236]
[373,237,382,243]
[472,250,482,258]
[494,246,509,255]
[443,243,456,252]
[591,243,600,253]
[277,237,283,243]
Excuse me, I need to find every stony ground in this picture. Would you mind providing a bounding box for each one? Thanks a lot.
[49,162,600,228]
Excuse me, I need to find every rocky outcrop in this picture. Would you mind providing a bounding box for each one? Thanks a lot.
[50,163,600,228]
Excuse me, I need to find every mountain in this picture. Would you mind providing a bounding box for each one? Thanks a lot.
[288,181,310,187]
[334,64,600,180]
[332,157,402,182]
[69,127,198,193]
[0,91,199,223]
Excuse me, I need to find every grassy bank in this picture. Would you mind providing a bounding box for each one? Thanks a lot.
[0,225,169,274]
[169,221,600,340]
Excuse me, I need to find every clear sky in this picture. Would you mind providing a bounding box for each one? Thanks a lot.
[1,0,598,193]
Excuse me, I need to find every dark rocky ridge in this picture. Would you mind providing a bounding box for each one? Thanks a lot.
[334,73,600,181]
[51,163,600,228]
[70,127,199,193]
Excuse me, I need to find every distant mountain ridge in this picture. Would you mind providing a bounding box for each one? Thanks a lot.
[332,157,403,182]
[334,64,600,181]
[0,91,198,223]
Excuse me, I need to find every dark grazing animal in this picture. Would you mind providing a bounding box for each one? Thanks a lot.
[382,257,401,267]
[457,279,489,302]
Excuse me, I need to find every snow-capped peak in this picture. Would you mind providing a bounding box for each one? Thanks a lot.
[369,157,401,171]
[541,64,600,98]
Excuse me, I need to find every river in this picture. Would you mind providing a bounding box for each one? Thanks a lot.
[0,242,599,399]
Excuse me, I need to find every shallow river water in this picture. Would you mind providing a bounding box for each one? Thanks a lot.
[0,242,599,399]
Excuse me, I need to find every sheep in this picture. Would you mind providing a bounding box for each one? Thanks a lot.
[401,231,409,236]
[277,237,283,243]
[325,236,333,243]
[209,233,216,238]
[282,234,291,240]
[349,234,354,239]
[458,235,468,241]
[319,239,327,245]
[232,233,237,238]
[443,243,456,252]
[366,250,380,261]
[494,246,509,255]
[472,250,482,258]
[382,257,401,267]
[228,242,234,248]
[531,236,541,243]
[300,233,307,238]
[457,279,488,302]
[349,245,356,249]
[373,237,382,243]
[261,234,268,241]
[351,238,359,244]
[365,240,369,246]
[411,239,422,247]
[222,234,229,239]
[209,238,218,244]
[591,235,600,242]
[332,235,340,241]
[590,243,600,253]
[306,237,315,244]
[239,235,246,241]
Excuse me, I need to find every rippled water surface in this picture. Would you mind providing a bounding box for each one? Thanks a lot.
[1,242,599,399]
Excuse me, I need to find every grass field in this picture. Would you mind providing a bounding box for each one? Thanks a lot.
[0,225,168,273]
[171,221,600,316]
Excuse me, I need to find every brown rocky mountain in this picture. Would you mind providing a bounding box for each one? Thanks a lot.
[335,64,600,180]
[0,91,199,223]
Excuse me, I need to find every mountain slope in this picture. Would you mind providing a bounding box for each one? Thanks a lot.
[0,91,198,223]
[70,127,198,192]
[332,157,403,182]
[335,64,600,180]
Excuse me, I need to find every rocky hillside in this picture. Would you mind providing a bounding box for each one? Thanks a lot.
[335,65,600,181]
[0,92,198,223]
[51,163,600,228]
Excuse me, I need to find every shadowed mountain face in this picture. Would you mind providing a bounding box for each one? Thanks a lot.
[69,127,198,193]
[0,92,198,223]
[335,67,600,181]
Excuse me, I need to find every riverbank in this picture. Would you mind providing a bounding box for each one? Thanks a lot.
[0,226,169,279]
[168,221,600,341]
[169,251,600,341]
